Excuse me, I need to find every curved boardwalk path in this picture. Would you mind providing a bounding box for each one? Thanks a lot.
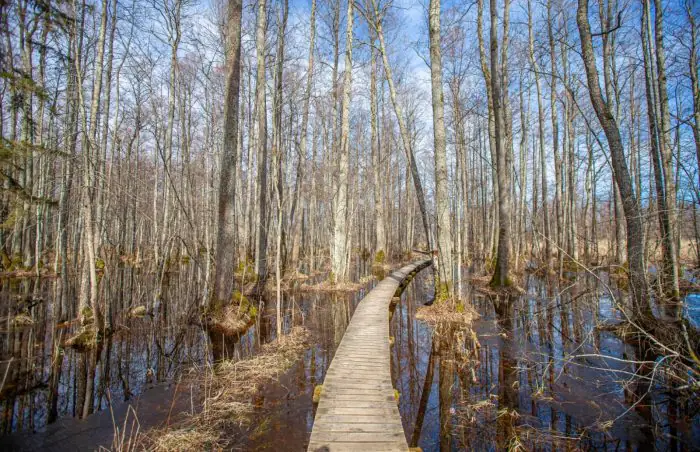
[308,259,432,452]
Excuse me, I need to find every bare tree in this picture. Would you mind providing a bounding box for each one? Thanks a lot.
[428,0,454,298]
[577,0,649,316]
[331,0,353,283]
[210,0,243,348]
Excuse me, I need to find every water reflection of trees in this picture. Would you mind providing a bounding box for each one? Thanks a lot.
[398,272,699,450]
[0,271,208,433]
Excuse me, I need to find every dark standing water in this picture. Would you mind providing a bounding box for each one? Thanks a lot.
[391,271,699,451]
[1,265,698,451]
[0,263,378,450]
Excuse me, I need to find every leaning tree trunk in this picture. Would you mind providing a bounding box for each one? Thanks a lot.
[577,0,649,317]
[369,0,431,251]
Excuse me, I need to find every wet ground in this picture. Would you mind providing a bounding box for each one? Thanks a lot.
[1,265,698,451]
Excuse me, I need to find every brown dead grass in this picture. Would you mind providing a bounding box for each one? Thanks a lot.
[208,304,255,336]
[299,275,375,293]
[415,302,478,327]
[137,326,309,451]
[468,275,525,297]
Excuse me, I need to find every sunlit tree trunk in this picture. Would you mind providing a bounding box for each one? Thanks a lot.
[487,0,512,287]
[577,0,649,317]
[547,0,563,260]
[293,0,316,270]
[368,0,431,251]
[428,0,453,298]
[273,0,289,335]
[331,0,354,283]
[254,0,269,281]
[370,30,386,261]
[211,0,243,318]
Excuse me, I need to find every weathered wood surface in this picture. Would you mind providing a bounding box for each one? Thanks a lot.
[308,259,432,452]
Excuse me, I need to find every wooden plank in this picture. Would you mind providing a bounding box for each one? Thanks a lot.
[311,423,405,433]
[309,432,406,442]
[307,259,431,452]
[307,442,407,452]
[315,407,397,416]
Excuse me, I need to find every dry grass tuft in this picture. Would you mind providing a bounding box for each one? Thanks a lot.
[138,326,310,451]
[65,325,98,351]
[299,278,372,293]
[415,302,478,327]
[11,313,34,327]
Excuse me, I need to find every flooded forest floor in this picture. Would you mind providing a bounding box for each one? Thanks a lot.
[1,261,699,451]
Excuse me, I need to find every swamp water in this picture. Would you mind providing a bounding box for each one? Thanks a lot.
[1,266,698,451]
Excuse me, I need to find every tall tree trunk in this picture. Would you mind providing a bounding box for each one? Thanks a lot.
[488,0,512,287]
[211,0,243,321]
[641,0,678,317]
[688,5,700,185]
[527,0,551,264]
[254,0,269,281]
[651,0,680,311]
[370,31,386,261]
[577,0,649,317]
[331,0,354,283]
[296,0,316,269]
[547,0,563,258]
[273,0,289,335]
[428,0,453,298]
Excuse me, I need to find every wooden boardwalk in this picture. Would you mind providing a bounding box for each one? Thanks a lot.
[308,259,432,452]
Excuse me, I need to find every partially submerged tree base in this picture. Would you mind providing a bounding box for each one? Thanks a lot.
[129,305,148,318]
[206,291,258,337]
[9,313,34,329]
[65,306,101,351]
[415,302,478,327]
[65,325,98,351]
[597,317,700,365]
[471,275,524,297]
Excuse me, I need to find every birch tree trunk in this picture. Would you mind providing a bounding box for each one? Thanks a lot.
[428,0,453,299]
[295,0,316,269]
[331,0,354,283]
[273,0,289,336]
[370,31,386,262]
